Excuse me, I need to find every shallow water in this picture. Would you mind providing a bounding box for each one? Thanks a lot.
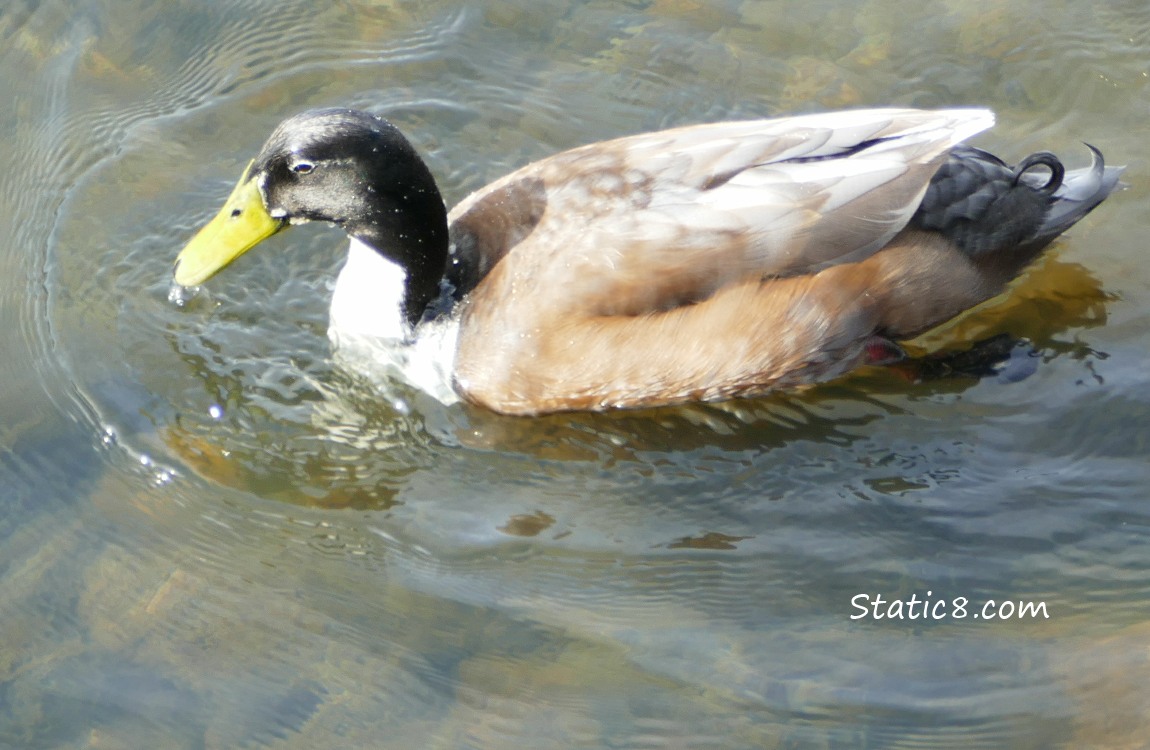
[3,0,1150,747]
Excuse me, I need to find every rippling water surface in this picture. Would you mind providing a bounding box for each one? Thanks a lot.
[3,0,1149,747]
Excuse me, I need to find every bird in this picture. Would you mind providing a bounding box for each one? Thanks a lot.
[173,107,1122,415]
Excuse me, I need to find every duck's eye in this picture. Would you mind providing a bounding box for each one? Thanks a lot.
[291,161,315,174]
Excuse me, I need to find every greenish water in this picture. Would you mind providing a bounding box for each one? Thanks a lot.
[2,0,1150,747]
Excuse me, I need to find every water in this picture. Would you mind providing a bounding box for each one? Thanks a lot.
[2,0,1149,747]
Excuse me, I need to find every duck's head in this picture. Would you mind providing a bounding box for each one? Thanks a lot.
[174,108,449,322]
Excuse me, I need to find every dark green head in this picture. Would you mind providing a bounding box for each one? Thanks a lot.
[175,108,450,323]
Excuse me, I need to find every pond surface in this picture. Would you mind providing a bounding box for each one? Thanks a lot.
[3,0,1150,747]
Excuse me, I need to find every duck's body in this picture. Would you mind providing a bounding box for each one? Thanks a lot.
[174,107,1122,415]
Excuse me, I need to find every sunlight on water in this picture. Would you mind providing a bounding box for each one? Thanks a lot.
[1,0,1149,747]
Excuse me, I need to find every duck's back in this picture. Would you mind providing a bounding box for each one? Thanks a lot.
[447,108,993,309]
[441,108,1117,414]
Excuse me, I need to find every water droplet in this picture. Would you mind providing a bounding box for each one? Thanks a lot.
[168,282,198,307]
[208,404,224,420]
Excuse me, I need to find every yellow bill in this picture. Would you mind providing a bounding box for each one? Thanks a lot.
[173,162,285,287]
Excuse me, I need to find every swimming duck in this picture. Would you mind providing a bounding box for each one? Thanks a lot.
[173,107,1121,415]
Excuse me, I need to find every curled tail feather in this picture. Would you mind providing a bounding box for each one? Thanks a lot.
[912,144,1124,261]
[1026,144,1124,249]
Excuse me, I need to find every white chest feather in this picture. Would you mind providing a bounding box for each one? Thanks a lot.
[328,238,460,405]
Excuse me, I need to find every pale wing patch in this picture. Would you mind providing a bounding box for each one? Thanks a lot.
[451,107,998,323]
[766,157,911,212]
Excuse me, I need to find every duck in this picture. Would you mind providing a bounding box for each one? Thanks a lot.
[173,107,1122,415]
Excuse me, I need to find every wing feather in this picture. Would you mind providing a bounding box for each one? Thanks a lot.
[448,108,994,317]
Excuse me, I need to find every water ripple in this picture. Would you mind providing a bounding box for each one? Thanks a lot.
[2,1,1148,747]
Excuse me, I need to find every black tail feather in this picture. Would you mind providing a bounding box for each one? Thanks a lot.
[912,144,1124,259]
[1023,144,1124,250]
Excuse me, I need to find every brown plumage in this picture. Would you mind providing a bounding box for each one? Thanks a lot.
[173,107,1122,415]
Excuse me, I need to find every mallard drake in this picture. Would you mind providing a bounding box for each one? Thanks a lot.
[173,107,1121,415]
